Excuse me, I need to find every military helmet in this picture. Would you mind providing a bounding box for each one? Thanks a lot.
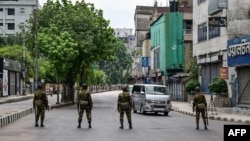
[37,83,43,89]
[81,83,88,89]
[122,86,128,92]
[195,86,200,92]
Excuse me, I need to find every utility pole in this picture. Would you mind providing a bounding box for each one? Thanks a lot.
[22,28,26,95]
[34,0,39,91]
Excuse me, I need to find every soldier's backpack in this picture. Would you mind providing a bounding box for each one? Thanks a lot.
[35,100,43,107]
[120,102,130,109]
[79,100,89,106]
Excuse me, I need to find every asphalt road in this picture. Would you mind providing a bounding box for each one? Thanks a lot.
[0,91,238,141]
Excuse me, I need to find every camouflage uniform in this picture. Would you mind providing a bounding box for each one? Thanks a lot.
[77,87,93,128]
[117,87,132,129]
[33,86,48,127]
[193,89,207,130]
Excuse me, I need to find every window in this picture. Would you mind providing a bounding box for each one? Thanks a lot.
[20,8,25,13]
[198,0,206,5]
[209,26,220,39]
[0,23,3,26]
[7,23,15,30]
[154,47,160,69]
[198,23,207,42]
[0,8,3,12]
[8,8,15,15]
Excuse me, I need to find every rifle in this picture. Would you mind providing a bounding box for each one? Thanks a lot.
[34,106,37,121]
[77,104,80,115]
[46,105,50,112]
[206,107,209,126]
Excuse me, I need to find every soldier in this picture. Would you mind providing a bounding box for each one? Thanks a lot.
[33,84,49,127]
[77,84,93,128]
[193,86,208,130]
[117,86,132,129]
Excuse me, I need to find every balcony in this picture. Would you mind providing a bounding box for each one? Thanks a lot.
[184,29,192,41]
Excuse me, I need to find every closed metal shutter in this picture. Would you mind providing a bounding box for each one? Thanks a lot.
[201,62,221,93]
[238,67,250,105]
[9,71,15,95]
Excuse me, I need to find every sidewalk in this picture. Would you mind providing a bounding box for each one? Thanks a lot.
[172,101,250,124]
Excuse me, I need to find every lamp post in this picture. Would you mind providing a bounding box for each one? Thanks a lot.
[34,0,39,91]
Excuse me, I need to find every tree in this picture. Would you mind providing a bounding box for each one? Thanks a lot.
[208,77,228,95]
[26,0,118,102]
[185,61,199,94]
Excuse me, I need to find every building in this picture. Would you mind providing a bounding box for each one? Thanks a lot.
[0,58,21,96]
[133,5,154,81]
[0,0,39,36]
[193,0,250,107]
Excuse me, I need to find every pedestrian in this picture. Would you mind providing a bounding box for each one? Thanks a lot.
[77,84,93,128]
[117,86,132,129]
[33,84,49,127]
[192,86,208,130]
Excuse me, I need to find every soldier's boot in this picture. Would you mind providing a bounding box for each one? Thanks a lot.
[196,121,199,130]
[88,121,92,128]
[129,122,132,129]
[119,120,124,129]
[77,122,81,128]
[35,121,39,127]
[204,120,207,130]
[40,120,45,127]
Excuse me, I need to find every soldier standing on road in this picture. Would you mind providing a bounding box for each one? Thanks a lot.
[193,86,208,130]
[77,84,93,129]
[33,84,49,127]
[117,86,132,129]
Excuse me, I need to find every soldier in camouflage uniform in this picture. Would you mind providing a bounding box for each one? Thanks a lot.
[77,84,93,128]
[117,86,132,129]
[193,86,208,130]
[33,84,48,127]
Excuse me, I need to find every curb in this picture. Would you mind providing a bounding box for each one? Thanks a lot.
[0,108,33,128]
[0,102,73,128]
[0,96,33,104]
[173,109,250,125]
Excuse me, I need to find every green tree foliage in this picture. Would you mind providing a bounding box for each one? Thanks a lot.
[185,79,200,95]
[185,61,199,94]
[26,0,118,102]
[208,77,228,94]
[99,39,133,84]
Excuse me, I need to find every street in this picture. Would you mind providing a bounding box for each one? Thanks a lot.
[0,91,237,141]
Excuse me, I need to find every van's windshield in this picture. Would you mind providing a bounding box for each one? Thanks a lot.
[145,86,168,95]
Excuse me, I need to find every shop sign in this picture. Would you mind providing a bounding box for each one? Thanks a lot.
[220,67,228,79]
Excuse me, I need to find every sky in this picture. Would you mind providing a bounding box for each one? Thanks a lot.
[38,0,169,29]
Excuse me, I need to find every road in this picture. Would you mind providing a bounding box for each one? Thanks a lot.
[0,90,237,141]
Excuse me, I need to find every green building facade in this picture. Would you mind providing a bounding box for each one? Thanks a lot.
[150,12,184,77]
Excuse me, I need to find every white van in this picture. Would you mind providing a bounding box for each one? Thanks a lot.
[131,84,172,116]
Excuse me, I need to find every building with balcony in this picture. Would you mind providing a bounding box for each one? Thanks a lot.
[193,0,250,107]
[0,0,38,36]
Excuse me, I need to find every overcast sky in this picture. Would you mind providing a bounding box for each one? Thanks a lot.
[39,0,169,29]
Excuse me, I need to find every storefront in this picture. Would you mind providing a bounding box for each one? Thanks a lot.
[0,58,21,97]
[228,35,250,107]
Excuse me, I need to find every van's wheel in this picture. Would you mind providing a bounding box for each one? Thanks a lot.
[164,112,169,116]
[133,103,137,113]
[140,105,145,115]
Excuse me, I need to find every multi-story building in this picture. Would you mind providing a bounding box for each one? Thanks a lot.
[133,5,154,81]
[0,0,38,36]
[193,0,250,107]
